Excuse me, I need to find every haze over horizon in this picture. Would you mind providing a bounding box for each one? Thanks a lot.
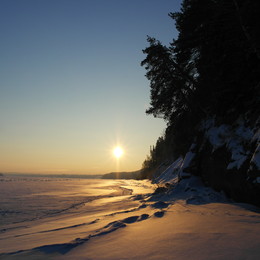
[0,0,181,175]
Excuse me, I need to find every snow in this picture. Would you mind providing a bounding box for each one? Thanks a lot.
[226,123,254,169]
[253,129,260,142]
[250,139,260,170]
[1,175,260,259]
[226,137,248,170]
[202,119,258,170]
[250,121,260,173]
[154,157,182,184]
[155,144,196,184]
[179,146,195,178]
[206,124,230,149]
[254,148,260,169]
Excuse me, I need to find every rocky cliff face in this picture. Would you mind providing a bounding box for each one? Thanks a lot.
[195,117,260,205]
[154,116,260,206]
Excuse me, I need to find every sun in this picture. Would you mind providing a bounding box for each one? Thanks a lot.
[113,146,124,158]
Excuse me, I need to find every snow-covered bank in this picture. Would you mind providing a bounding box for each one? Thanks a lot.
[1,176,260,259]
[153,116,260,207]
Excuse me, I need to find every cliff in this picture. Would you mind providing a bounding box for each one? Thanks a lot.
[153,115,260,206]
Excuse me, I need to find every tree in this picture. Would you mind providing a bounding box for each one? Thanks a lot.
[141,0,260,177]
[141,37,187,121]
[172,0,260,115]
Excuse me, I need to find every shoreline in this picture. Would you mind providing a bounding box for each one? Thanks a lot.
[1,177,260,259]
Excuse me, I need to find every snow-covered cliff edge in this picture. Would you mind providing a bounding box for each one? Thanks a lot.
[154,116,260,206]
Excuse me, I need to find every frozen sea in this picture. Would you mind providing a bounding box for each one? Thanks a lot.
[0,175,152,227]
[1,175,260,260]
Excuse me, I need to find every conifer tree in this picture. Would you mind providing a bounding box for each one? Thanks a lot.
[141,37,187,121]
[141,0,260,179]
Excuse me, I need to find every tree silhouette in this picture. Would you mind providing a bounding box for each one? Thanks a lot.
[141,0,260,179]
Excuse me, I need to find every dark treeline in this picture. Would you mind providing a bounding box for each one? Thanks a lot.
[141,0,260,179]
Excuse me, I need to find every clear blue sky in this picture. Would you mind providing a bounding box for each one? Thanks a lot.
[0,0,181,174]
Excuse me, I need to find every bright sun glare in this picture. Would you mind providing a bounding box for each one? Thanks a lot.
[113,147,123,158]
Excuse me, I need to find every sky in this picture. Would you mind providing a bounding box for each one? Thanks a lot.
[0,0,181,175]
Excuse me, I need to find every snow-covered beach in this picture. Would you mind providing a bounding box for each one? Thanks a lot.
[1,175,260,259]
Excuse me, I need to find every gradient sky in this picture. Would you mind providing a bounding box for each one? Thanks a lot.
[0,0,181,174]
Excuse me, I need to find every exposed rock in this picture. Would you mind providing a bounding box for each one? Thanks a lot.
[192,117,260,206]
[153,116,260,207]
